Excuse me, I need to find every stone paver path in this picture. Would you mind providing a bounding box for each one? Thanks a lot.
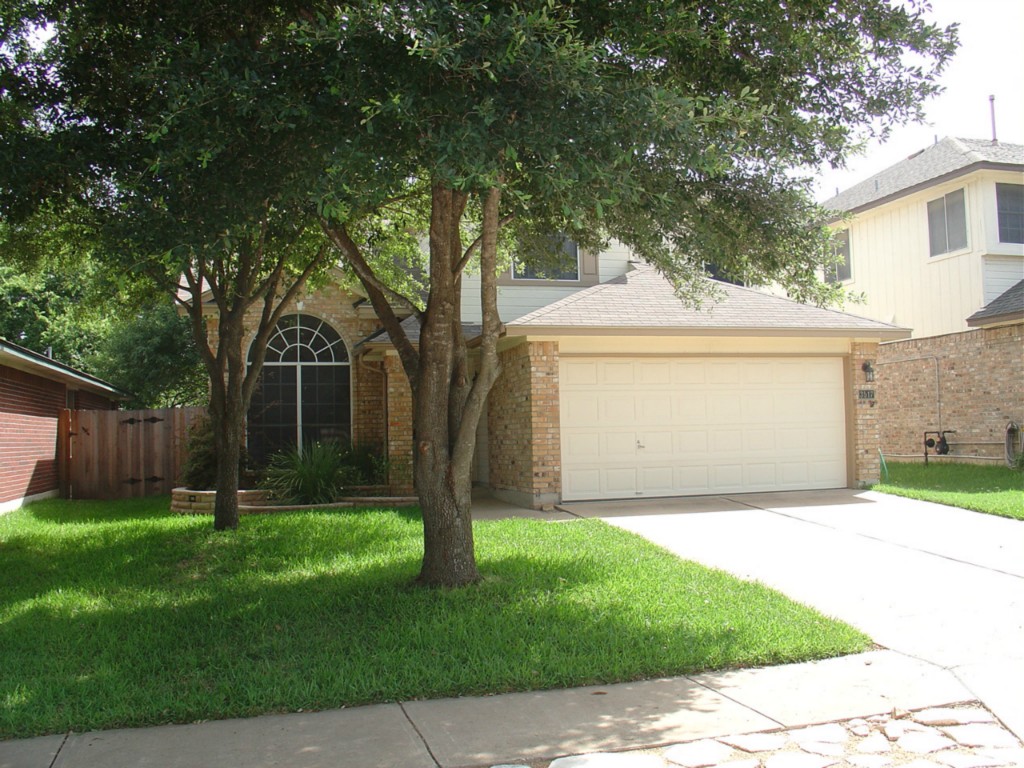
[489,704,1024,768]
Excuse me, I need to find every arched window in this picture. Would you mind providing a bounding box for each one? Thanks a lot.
[246,314,351,465]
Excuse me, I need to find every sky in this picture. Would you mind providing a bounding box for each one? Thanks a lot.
[812,0,1024,201]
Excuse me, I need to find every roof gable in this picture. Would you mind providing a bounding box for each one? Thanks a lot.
[822,137,1024,215]
[507,265,908,339]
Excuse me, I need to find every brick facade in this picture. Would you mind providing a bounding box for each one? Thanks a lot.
[488,341,561,508]
[383,353,414,492]
[849,342,882,485]
[876,323,1024,462]
[236,278,396,465]
[1,364,119,510]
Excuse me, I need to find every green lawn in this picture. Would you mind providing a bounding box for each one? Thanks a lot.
[874,461,1024,521]
[0,497,869,739]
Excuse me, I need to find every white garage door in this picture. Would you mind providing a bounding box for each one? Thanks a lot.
[560,357,847,501]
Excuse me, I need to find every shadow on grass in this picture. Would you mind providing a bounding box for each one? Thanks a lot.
[0,512,770,740]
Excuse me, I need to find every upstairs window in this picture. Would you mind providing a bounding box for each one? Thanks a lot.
[705,262,745,286]
[826,230,852,283]
[927,188,967,256]
[512,236,580,281]
[996,183,1024,244]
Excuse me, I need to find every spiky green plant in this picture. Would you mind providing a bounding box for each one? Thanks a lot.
[259,441,361,505]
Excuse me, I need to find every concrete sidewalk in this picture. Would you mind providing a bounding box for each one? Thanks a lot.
[0,650,984,768]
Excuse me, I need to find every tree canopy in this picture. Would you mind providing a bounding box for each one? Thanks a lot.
[1,0,957,582]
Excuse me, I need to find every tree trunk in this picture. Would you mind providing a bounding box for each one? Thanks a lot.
[205,313,247,531]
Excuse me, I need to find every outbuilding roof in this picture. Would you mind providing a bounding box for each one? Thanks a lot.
[0,338,127,399]
[506,264,909,339]
[821,137,1024,215]
[967,280,1024,328]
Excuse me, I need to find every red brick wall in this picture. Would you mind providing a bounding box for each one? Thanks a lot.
[383,354,414,492]
[0,365,66,505]
[877,324,1024,460]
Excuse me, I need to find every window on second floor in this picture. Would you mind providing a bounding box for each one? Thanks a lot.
[927,188,967,256]
[511,235,580,281]
[826,230,852,283]
[996,183,1024,244]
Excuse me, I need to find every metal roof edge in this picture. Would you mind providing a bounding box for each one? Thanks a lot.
[0,339,128,399]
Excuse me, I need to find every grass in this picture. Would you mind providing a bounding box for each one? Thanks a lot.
[0,497,870,739]
[873,461,1024,521]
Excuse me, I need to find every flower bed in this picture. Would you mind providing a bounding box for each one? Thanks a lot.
[171,487,418,515]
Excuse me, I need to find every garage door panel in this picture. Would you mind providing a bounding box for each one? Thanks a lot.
[641,466,676,493]
[563,360,599,385]
[640,394,672,423]
[711,428,744,454]
[639,430,674,455]
[675,394,707,420]
[602,395,637,424]
[674,430,709,455]
[560,356,847,501]
[638,362,672,385]
[604,467,638,495]
[708,393,743,422]
[603,431,639,459]
[746,463,777,487]
[708,362,742,385]
[602,362,636,385]
[564,393,600,423]
[565,433,602,462]
[672,361,707,385]
[564,468,601,498]
[676,465,710,491]
[743,428,776,453]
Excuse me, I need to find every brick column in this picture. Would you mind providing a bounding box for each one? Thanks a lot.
[850,341,881,486]
[384,353,414,493]
[488,340,561,509]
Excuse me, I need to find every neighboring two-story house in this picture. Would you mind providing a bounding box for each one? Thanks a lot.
[821,136,1024,338]
[821,137,1024,463]
[221,230,907,508]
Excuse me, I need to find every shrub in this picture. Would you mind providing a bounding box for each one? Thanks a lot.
[179,415,248,490]
[259,441,363,505]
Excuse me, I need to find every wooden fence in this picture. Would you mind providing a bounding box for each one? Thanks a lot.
[58,407,206,499]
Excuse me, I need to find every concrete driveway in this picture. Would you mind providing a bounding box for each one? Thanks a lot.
[560,489,1024,738]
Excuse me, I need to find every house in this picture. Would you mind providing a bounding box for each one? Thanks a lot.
[0,338,123,512]
[231,239,907,508]
[820,136,1024,338]
[821,138,1024,463]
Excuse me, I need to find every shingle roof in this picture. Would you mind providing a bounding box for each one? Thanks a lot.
[507,265,908,338]
[358,315,482,347]
[967,280,1024,328]
[0,337,127,398]
[822,137,1024,214]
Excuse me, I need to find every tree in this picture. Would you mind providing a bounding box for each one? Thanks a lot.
[1,2,339,529]
[2,1,956,582]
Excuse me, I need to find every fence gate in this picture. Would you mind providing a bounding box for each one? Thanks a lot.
[59,407,206,499]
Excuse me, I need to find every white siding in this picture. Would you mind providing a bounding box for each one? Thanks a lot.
[838,169,1023,338]
[983,256,1024,304]
[460,240,634,323]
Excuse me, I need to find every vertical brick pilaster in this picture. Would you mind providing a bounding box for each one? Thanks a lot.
[850,341,881,486]
[384,353,414,493]
[488,340,561,508]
